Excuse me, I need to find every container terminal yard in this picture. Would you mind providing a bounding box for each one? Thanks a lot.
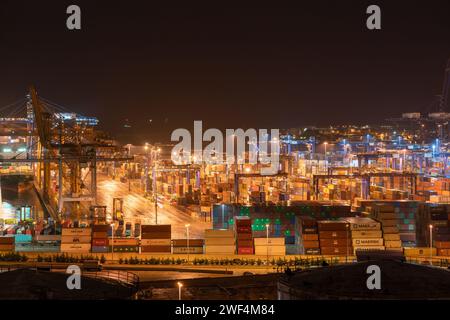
[1,1,450,305]
[2,73,450,299]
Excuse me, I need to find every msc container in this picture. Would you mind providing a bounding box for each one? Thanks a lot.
[205,245,235,254]
[205,229,234,238]
[319,239,351,247]
[61,228,92,236]
[172,239,204,247]
[61,235,92,244]
[351,230,382,238]
[60,243,91,252]
[140,239,171,246]
[254,246,285,256]
[110,238,139,246]
[320,246,352,255]
[254,237,285,246]
[352,238,384,246]
[319,231,347,239]
[172,246,204,254]
[384,240,402,248]
[205,237,235,246]
[92,239,108,246]
[384,233,401,241]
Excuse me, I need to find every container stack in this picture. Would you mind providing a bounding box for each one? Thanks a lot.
[140,225,171,253]
[367,204,402,250]
[60,228,92,253]
[318,220,351,256]
[172,239,204,254]
[235,216,253,254]
[110,238,139,253]
[295,216,320,255]
[204,229,235,255]
[32,235,61,252]
[91,224,109,253]
[0,236,14,252]
[254,237,285,256]
[344,217,385,253]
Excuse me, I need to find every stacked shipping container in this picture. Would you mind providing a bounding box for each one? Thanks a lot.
[295,216,320,255]
[318,221,352,255]
[235,217,253,254]
[254,237,285,256]
[60,228,91,253]
[172,239,204,254]
[92,224,109,253]
[0,236,14,252]
[204,229,235,254]
[140,225,171,253]
[344,217,385,253]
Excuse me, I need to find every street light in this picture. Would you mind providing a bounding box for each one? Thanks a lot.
[429,224,433,265]
[324,142,328,171]
[177,282,183,300]
[185,223,190,263]
[110,223,115,263]
[346,224,349,263]
[265,224,270,266]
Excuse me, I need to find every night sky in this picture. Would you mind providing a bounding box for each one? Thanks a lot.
[0,0,449,143]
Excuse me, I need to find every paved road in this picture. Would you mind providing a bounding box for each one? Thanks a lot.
[96,174,211,238]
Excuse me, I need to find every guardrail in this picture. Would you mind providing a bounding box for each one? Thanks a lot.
[0,263,140,289]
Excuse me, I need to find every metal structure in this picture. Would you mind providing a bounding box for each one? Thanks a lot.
[0,87,133,221]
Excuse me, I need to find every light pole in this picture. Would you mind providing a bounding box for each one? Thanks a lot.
[265,224,270,266]
[110,223,115,263]
[429,224,433,265]
[346,224,349,263]
[185,223,190,263]
[177,282,183,300]
[324,142,328,172]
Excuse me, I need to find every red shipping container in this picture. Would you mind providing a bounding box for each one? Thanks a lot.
[236,226,252,233]
[92,239,108,246]
[437,248,450,256]
[236,233,252,240]
[319,231,348,239]
[435,241,450,249]
[237,247,254,254]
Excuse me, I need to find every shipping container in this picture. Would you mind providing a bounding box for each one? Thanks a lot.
[204,229,234,238]
[172,246,204,254]
[319,239,351,247]
[172,239,204,247]
[254,237,285,246]
[92,239,108,246]
[61,235,92,244]
[352,238,384,246]
[351,230,382,238]
[205,245,235,254]
[205,238,235,246]
[60,243,91,252]
[319,231,348,239]
[110,238,139,246]
[61,228,92,236]
[254,246,285,255]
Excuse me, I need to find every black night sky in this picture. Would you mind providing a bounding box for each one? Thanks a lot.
[0,0,449,143]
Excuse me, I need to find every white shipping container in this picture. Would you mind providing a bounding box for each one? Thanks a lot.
[254,237,285,246]
[352,238,384,246]
[61,228,92,236]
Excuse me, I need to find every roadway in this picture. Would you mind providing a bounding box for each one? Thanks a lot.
[95,174,211,238]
